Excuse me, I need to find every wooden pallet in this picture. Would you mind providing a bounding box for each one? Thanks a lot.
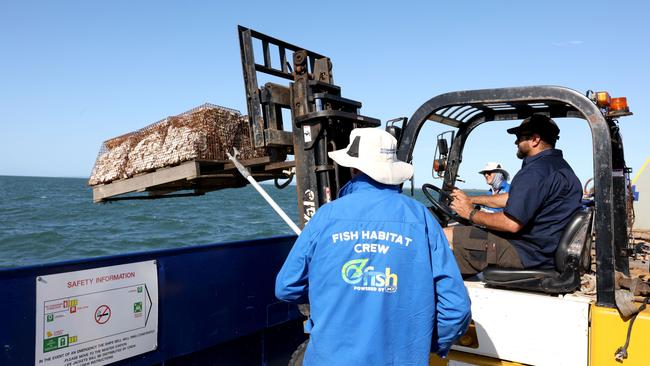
[92,157,295,202]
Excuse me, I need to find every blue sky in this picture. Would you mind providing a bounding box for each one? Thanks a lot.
[1,0,648,189]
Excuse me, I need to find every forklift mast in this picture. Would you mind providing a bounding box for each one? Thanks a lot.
[238,26,380,227]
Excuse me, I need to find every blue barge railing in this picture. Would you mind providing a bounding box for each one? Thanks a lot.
[0,235,305,365]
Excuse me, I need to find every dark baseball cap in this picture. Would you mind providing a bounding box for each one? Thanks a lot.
[507,114,560,142]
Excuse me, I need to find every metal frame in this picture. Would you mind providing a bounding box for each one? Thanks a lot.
[238,26,380,227]
[396,85,628,307]
[238,26,325,148]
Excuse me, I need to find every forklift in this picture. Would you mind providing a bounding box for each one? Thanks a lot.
[9,26,644,366]
[238,27,650,365]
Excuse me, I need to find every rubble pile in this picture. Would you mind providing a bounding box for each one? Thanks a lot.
[89,104,266,186]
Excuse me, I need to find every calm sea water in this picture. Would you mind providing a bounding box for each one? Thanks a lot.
[0,175,477,269]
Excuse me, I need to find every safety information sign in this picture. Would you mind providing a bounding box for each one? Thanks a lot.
[35,261,158,366]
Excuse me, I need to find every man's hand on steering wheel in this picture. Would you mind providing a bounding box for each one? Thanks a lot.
[421,184,472,226]
[449,188,474,220]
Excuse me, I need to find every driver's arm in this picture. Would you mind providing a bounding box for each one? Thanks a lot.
[470,193,509,209]
[450,189,522,233]
[467,211,522,233]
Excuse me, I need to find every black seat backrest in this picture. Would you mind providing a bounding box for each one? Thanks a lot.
[554,208,593,272]
[482,207,594,294]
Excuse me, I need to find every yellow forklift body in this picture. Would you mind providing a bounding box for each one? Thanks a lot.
[590,305,650,366]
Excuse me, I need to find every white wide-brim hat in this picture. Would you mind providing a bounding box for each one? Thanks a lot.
[328,128,414,185]
[478,162,509,181]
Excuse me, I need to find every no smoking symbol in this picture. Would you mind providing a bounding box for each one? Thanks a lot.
[95,305,111,324]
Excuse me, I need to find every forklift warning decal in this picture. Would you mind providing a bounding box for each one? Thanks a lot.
[35,261,158,366]
[303,189,316,221]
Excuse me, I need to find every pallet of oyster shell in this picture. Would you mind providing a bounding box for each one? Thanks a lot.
[88,103,273,187]
[92,157,295,202]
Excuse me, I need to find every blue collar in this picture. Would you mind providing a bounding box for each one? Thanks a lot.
[522,148,563,167]
[489,181,509,194]
[338,174,401,197]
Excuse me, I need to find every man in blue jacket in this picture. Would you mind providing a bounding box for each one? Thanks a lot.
[276,128,471,365]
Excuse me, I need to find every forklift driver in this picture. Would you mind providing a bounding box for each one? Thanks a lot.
[444,114,583,276]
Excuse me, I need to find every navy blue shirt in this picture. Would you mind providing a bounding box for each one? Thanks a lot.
[503,149,582,268]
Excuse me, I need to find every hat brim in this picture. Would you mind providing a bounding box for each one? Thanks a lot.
[507,124,559,140]
[328,149,414,185]
[506,126,522,135]
[478,168,509,180]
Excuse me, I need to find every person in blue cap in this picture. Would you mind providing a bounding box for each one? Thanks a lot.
[275,127,471,365]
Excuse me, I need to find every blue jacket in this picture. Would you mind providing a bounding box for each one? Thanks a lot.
[276,174,471,365]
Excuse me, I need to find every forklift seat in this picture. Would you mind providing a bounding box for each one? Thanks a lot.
[482,208,593,294]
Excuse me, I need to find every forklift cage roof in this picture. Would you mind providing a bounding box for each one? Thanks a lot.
[397,85,626,307]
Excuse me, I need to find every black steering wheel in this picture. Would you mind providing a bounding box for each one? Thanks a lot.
[422,183,470,226]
